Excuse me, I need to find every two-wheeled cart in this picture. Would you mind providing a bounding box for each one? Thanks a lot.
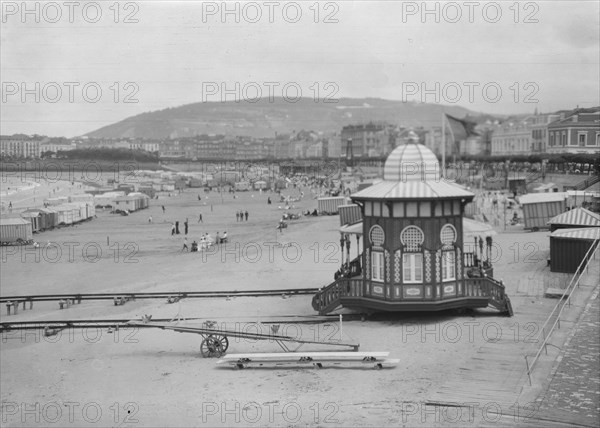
[128,317,359,358]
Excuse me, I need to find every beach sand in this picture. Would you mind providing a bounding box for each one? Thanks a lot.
[0,186,595,427]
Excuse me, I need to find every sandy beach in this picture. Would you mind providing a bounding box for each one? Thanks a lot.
[0,185,597,427]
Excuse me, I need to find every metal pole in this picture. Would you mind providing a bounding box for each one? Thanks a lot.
[339,314,343,341]
[441,113,446,177]
[543,328,547,355]
[525,356,532,386]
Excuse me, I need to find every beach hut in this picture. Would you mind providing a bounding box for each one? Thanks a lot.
[547,207,600,232]
[0,217,33,244]
[254,180,268,190]
[53,204,80,225]
[129,192,150,210]
[113,193,150,213]
[317,196,347,215]
[69,194,94,204]
[138,185,156,198]
[20,211,41,233]
[161,182,175,192]
[519,193,567,231]
[565,190,599,210]
[549,227,600,273]
[113,196,136,213]
[94,191,124,208]
[44,196,68,206]
[27,207,59,230]
[235,181,251,191]
[507,176,527,196]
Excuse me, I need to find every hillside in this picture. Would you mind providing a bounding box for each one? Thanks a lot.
[85,98,480,139]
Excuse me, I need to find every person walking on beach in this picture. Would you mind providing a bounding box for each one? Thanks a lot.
[198,212,203,223]
[184,218,189,235]
[162,205,166,213]
[171,223,175,236]
[182,237,189,252]
[148,215,152,223]
[244,210,249,221]
[236,211,240,222]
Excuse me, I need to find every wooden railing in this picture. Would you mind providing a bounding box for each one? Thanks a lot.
[312,278,364,314]
[563,174,600,191]
[464,252,475,268]
[464,276,511,313]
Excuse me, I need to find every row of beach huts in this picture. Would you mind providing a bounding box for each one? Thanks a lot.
[0,197,97,245]
[0,191,151,245]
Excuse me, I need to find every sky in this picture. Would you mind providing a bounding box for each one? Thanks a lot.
[1,0,599,137]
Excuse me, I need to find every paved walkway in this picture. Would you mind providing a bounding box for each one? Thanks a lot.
[533,288,600,427]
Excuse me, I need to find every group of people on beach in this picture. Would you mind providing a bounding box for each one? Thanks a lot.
[182,231,227,252]
[170,218,190,236]
[236,210,249,221]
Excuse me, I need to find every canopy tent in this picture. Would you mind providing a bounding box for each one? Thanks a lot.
[463,218,497,240]
[339,222,363,235]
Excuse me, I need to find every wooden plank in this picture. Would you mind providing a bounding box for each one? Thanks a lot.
[217,358,400,369]
[219,351,389,361]
[545,287,567,298]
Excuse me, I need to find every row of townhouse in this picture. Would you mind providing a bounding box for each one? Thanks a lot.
[0,135,47,158]
[490,108,599,156]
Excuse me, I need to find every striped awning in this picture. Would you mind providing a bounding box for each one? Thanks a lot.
[463,218,498,239]
[547,207,600,227]
[339,204,362,226]
[519,192,567,205]
[340,222,363,235]
[351,179,474,200]
[550,227,600,241]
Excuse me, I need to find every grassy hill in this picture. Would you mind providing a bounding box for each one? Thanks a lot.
[85,97,479,139]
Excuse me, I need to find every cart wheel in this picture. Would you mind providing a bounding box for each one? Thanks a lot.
[207,334,229,352]
[200,337,224,358]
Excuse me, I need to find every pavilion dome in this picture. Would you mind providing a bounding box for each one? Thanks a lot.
[383,142,441,182]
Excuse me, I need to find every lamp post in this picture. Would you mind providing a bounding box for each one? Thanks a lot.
[340,235,346,268]
[345,234,351,265]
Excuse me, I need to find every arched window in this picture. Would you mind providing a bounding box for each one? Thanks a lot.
[369,225,385,247]
[401,226,424,250]
[440,224,457,247]
[401,226,424,284]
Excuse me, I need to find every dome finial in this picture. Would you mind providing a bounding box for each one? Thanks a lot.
[406,129,419,144]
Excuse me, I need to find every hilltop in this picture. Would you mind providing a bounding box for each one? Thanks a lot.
[85,98,480,139]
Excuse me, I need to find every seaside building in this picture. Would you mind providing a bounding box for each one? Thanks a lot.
[312,134,513,316]
[0,135,45,158]
[547,107,600,154]
[341,122,397,158]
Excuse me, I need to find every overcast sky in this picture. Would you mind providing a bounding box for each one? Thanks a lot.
[1,0,599,137]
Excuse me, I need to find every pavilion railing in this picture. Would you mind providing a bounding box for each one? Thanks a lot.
[524,237,600,385]
[312,278,364,314]
[463,276,511,313]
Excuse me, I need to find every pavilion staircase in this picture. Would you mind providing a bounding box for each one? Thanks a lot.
[312,276,513,316]
[525,171,543,184]
[564,174,600,191]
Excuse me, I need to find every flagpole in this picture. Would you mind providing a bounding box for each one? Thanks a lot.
[441,113,446,177]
